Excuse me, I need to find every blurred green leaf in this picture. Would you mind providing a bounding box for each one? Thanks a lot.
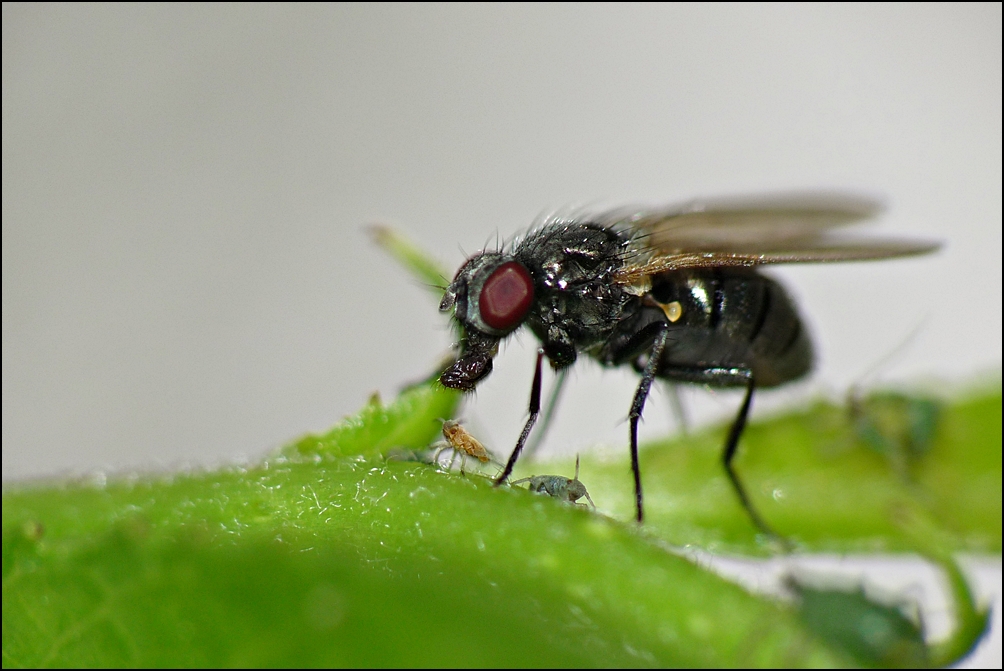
[790,577,928,668]
[368,224,451,295]
[566,386,1001,556]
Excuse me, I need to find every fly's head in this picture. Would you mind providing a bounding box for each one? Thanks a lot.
[439,252,535,391]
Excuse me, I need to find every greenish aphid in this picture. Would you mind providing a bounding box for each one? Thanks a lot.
[512,456,596,509]
[848,388,942,478]
[787,575,928,668]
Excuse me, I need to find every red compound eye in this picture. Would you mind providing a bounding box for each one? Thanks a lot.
[479,261,534,331]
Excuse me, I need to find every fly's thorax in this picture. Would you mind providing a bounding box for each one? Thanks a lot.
[513,222,637,367]
[514,222,633,291]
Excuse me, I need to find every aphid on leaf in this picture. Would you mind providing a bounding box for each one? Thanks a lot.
[431,419,499,475]
[847,388,941,480]
[437,192,940,533]
[511,455,596,509]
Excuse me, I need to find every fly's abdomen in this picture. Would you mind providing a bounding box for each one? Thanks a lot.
[742,273,813,386]
[650,270,813,388]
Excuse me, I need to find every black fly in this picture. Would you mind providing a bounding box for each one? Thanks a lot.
[437,193,939,531]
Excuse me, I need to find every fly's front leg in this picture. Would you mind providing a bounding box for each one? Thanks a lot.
[628,325,670,522]
[521,366,569,461]
[494,349,545,486]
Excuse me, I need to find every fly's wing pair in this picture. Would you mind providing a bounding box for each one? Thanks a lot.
[595,193,942,283]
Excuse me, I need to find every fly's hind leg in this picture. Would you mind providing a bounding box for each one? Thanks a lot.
[723,378,782,541]
[659,366,782,541]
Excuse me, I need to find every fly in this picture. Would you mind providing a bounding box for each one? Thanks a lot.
[436,192,939,533]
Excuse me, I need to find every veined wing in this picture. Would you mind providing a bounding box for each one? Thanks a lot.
[594,192,940,283]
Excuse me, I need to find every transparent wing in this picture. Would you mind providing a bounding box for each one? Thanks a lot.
[612,242,942,283]
[592,192,941,282]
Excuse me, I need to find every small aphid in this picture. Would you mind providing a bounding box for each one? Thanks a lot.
[512,455,596,509]
[432,419,497,474]
[847,388,941,479]
[784,574,928,668]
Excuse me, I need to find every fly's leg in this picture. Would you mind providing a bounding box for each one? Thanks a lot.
[650,365,782,540]
[723,378,782,540]
[494,349,545,486]
[628,325,670,523]
[521,367,568,461]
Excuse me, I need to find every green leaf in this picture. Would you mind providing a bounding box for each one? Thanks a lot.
[368,224,451,295]
[790,577,929,668]
[3,388,851,667]
[286,383,461,459]
[564,386,1001,556]
[4,381,998,667]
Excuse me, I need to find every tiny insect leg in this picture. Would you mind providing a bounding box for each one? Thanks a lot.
[723,378,779,539]
[494,349,545,486]
[628,325,670,523]
[430,444,448,468]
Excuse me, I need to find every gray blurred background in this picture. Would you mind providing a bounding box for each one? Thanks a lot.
[4,4,999,480]
[3,5,1001,665]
